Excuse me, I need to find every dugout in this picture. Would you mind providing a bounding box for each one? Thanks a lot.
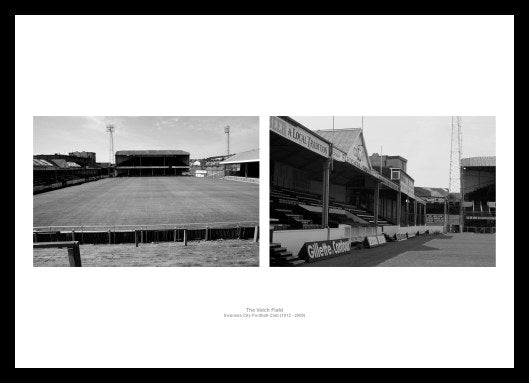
[115,150,190,177]
[270,116,428,256]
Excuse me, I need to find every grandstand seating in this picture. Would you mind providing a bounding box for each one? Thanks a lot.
[270,186,391,230]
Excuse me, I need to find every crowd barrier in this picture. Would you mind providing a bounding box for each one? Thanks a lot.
[33,223,259,245]
[223,176,259,184]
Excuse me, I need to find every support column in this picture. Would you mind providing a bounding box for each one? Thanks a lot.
[322,158,331,229]
[443,198,448,233]
[405,198,410,226]
[414,200,417,226]
[373,182,380,226]
[397,191,402,227]
[460,166,465,233]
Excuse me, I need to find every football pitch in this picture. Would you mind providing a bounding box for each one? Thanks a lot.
[33,177,259,229]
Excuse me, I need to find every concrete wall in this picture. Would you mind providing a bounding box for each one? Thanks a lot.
[273,225,381,256]
[273,223,443,255]
[383,224,442,236]
[223,176,259,184]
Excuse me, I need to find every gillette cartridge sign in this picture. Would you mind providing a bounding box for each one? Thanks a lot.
[299,238,351,263]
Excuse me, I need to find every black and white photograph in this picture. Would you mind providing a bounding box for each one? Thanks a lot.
[16,14,514,368]
[33,116,260,267]
[270,116,496,267]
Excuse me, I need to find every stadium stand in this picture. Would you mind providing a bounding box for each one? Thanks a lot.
[115,150,190,176]
[33,153,111,193]
[269,116,433,266]
[461,156,496,233]
[219,149,259,182]
[414,157,496,234]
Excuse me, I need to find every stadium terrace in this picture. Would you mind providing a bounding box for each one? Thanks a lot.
[269,116,437,267]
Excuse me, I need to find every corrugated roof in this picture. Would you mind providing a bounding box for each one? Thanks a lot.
[219,149,259,164]
[115,150,190,156]
[414,187,449,198]
[33,159,55,167]
[50,159,69,168]
[315,129,362,153]
[461,156,496,167]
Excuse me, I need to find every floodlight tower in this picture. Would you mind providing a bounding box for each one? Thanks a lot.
[224,125,230,155]
[448,116,463,231]
[106,124,115,164]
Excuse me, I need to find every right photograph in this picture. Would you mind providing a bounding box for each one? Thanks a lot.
[269,116,496,267]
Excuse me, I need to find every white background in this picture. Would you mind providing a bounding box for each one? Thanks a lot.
[15,15,514,368]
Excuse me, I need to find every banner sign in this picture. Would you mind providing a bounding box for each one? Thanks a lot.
[332,146,371,174]
[299,238,351,263]
[395,233,407,241]
[364,235,388,248]
[270,116,330,158]
[376,234,387,245]
[424,197,446,203]
[427,214,445,225]
[365,236,379,248]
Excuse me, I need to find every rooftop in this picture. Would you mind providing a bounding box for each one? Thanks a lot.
[461,156,496,167]
[414,187,449,198]
[219,149,259,164]
[315,128,362,154]
[115,150,190,156]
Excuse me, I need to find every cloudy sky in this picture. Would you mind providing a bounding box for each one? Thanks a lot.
[292,116,495,189]
[33,116,259,160]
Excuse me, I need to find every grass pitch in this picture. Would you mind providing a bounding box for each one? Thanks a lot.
[33,177,259,229]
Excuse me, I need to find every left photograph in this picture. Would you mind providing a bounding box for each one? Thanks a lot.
[33,116,260,267]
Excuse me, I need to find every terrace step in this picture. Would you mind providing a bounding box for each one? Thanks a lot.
[274,251,293,258]
[285,259,306,266]
[280,255,298,262]
[296,219,313,224]
[285,214,303,219]
[270,224,290,230]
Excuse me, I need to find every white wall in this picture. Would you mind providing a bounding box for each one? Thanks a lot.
[273,225,381,255]
[273,228,330,256]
